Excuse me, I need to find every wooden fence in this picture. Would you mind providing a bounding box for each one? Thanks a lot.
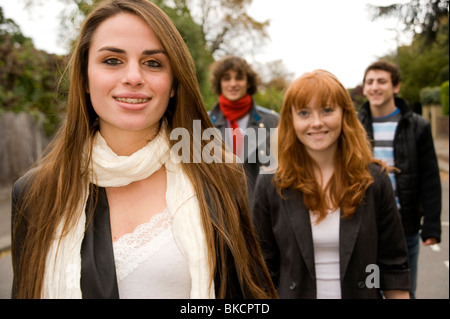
[0,112,50,186]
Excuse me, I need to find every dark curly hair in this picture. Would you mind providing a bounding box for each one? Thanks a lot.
[210,56,260,96]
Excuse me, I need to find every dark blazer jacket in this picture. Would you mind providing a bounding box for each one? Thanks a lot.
[252,164,410,299]
[11,174,249,299]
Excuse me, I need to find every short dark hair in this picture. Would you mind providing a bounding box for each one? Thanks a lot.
[210,56,260,96]
[363,60,402,86]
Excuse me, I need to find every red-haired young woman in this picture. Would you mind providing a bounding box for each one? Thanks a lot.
[252,70,410,299]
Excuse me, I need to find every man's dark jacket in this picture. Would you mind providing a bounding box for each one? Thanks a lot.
[358,97,441,242]
[209,100,279,199]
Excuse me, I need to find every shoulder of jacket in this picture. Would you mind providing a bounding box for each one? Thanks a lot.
[401,111,430,135]
[12,167,38,200]
[410,111,428,125]
[255,173,276,190]
[368,162,384,176]
[208,103,222,124]
[253,105,280,127]
[255,105,279,117]
[368,163,394,193]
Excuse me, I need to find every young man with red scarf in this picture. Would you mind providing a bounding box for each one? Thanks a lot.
[209,56,279,198]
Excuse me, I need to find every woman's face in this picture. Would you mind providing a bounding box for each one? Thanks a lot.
[87,13,174,141]
[291,97,343,160]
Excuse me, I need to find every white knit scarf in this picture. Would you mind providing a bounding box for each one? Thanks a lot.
[42,125,215,299]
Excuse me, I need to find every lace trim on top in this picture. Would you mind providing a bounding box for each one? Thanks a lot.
[113,208,173,281]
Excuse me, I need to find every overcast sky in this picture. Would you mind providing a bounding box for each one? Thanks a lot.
[0,0,411,88]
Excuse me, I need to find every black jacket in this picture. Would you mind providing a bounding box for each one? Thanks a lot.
[209,100,279,198]
[358,98,442,242]
[252,164,410,299]
[11,175,249,299]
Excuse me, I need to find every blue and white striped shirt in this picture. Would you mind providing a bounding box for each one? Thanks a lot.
[372,107,401,208]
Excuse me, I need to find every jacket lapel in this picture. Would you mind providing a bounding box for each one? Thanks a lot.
[81,186,120,299]
[339,205,363,280]
[282,187,363,282]
[211,103,264,163]
[282,188,316,277]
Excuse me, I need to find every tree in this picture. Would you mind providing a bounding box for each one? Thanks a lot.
[348,85,366,111]
[253,59,293,113]
[379,16,449,113]
[368,0,449,47]
[187,0,270,57]
[0,7,66,135]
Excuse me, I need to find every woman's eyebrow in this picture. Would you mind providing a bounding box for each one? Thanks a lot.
[98,46,126,54]
[142,49,167,56]
[98,46,167,56]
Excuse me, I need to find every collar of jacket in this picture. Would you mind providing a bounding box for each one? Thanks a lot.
[210,98,261,127]
[280,186,363,282]
[360,97,412,121]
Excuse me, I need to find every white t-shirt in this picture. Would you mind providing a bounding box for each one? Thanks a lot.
[310,208,341,299]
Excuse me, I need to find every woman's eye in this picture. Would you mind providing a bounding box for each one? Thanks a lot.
[298,110,309,117]
[103,58,122,66]
[144,60,161,68]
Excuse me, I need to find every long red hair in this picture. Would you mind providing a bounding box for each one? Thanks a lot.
[275,70,386,222]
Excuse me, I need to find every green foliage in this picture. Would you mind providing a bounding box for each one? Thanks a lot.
[368,0,449,48]
[348,85,366,111]
[420,86,442,105]
[380,16,449,109]
[158,1,215,108]
[0,7,66,135]
[254,87,284,113]
[441,81,449,115]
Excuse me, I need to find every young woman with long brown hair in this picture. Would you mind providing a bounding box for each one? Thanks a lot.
[11,0,277,299]
[252,70,410,299]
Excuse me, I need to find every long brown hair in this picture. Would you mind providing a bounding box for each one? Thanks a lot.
[275,70,387,223]
[12,0,276,299]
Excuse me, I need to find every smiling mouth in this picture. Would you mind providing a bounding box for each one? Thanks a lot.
[308,132,328,136]
[115,97,151,104]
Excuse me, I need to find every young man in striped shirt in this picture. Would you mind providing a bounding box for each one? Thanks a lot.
[358,60,442,299]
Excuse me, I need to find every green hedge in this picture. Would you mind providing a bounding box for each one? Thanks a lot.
[441,81,449,116]
[420,86,442,105]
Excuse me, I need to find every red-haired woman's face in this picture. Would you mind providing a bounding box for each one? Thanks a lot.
[291,97,343,160]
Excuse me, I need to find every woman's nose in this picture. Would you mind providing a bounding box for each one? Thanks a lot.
[123,63,144,87]
[311,113,324,127]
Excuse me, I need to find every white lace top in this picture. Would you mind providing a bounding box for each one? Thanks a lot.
[112,208,191,299]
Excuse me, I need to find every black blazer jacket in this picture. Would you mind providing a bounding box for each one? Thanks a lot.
[11,173,248,299]
[252,164,410,299]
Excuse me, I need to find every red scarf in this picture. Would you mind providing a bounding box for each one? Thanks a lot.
[218,94,253,155]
